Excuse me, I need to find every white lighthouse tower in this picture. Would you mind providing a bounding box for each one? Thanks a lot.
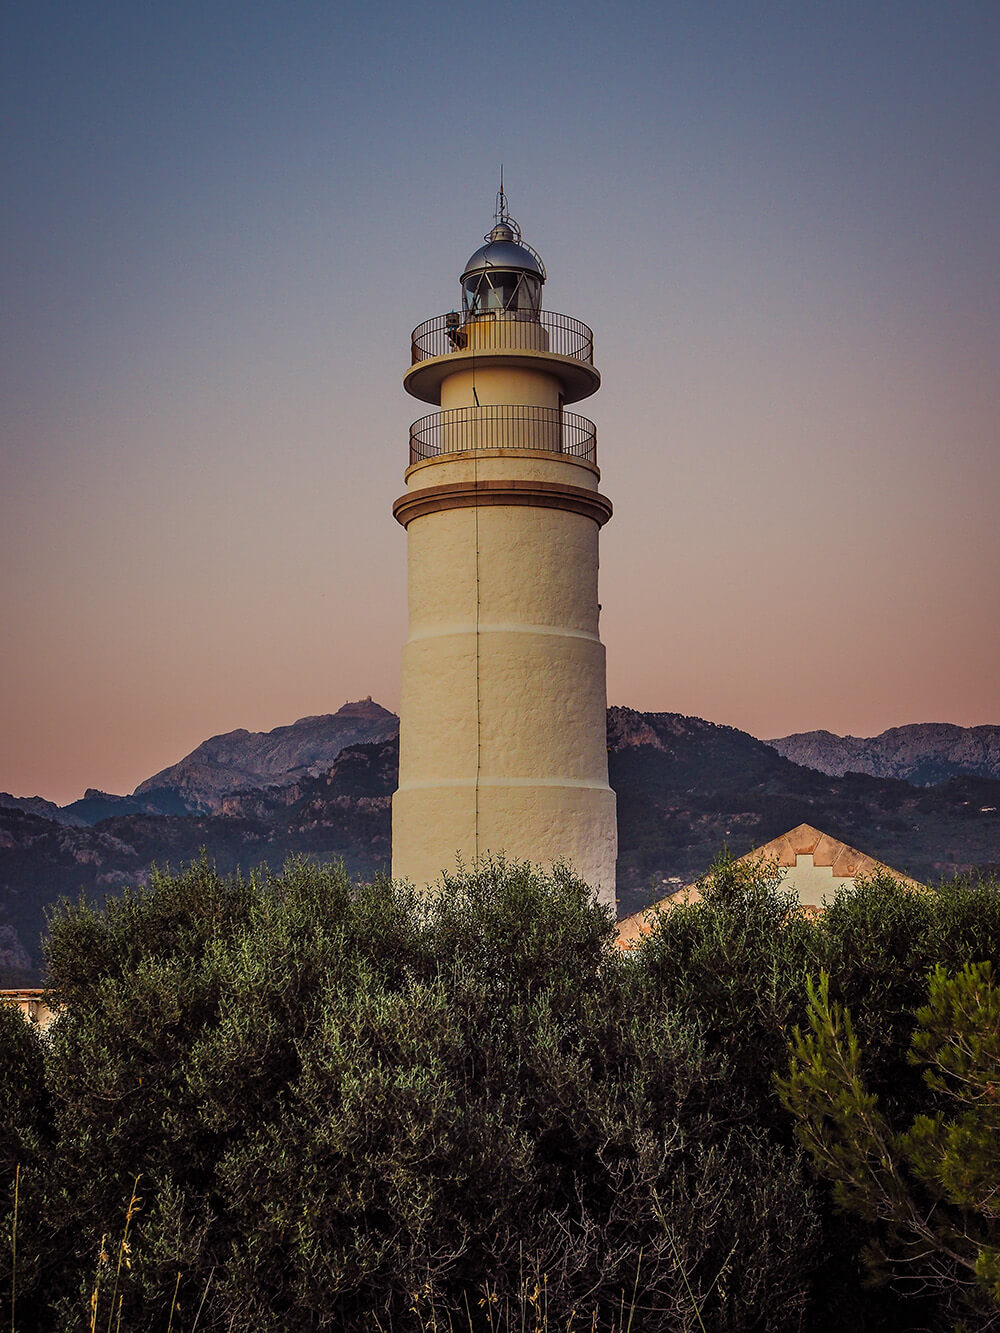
[391,188,616,907]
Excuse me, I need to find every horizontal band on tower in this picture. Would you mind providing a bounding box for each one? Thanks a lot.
[393,479,613,528]
[405,622,602,643]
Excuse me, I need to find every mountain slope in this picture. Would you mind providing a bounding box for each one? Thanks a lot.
[0,738,399,981]
[133,699,399,812]
[767,723,1000,785]
[608,708,1000,915]
[0,793,84,826]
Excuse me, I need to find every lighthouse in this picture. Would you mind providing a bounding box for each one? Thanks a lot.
[391,189,616,907]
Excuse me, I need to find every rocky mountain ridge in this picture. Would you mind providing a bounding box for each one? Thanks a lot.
[133,698,399,811]
[767,723,1000,785]
[12,708,998,828]
[0,792,79,825]
[0,701,402,829]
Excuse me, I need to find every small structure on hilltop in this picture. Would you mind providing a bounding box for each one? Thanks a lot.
[391,183,616,904]
[616,822,926,948]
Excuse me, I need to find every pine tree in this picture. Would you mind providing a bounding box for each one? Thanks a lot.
[779,963,1000,1321]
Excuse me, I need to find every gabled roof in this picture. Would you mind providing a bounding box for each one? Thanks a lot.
[616,823,925,948]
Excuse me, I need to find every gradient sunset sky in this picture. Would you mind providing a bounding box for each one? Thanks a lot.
[3,1,998,804]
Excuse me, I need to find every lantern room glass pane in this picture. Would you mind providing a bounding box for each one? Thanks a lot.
[463,275,488,313]
[464,270,542,316]
[517,275,542,312]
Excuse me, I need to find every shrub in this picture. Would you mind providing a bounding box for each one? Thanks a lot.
[3,855,997,1330]
[0,858,817,1332]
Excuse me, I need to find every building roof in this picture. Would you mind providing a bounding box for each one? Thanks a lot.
[616,822,925,948]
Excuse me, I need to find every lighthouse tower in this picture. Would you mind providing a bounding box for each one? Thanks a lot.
[391,189,616,907]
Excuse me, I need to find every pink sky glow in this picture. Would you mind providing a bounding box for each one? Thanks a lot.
[2,2,998,804]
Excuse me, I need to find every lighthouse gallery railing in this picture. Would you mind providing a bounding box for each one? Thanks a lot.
[410,310,594,365]
[409,405,597,466]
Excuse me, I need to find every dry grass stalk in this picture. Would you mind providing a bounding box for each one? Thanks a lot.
[9,1164,18,1333]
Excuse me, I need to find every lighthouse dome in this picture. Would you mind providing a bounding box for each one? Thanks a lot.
[461,220,546,315]
[462,226,545,282]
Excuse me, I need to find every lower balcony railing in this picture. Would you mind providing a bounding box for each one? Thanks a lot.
[409,405,597,466]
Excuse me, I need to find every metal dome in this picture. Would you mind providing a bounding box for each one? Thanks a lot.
[461,231,545,283]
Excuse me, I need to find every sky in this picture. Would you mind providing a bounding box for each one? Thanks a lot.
[2,0,998,804]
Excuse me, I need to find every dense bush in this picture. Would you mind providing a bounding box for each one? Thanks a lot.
[0,855,997,1330]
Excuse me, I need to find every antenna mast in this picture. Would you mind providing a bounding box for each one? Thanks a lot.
[495,165,509,226]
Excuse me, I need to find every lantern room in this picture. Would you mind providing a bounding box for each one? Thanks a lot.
[459,188,546,316]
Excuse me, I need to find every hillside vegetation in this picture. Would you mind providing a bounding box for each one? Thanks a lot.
[2,857,999,1330]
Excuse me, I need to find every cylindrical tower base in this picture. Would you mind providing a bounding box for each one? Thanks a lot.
[392,449,616,908]
[392,783,617,906]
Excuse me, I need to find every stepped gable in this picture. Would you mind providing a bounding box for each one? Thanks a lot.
[616,823,925,948]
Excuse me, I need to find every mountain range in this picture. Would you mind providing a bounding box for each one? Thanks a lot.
[767,723,1000,785]
[1,705,997,981]
[0,699,399,827]
[134,698,399,811]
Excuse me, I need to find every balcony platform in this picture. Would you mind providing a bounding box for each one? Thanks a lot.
[404,346,600,406]
[405,310,601,405]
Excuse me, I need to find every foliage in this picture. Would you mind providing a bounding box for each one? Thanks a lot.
[0,857,817,1332]
[779,964,1000,1327]
[630,859,1000,1330]
[2,854,999,1330]
[630,856,824,1122]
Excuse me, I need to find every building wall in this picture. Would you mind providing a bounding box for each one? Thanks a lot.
[781,854,857,908]
[1,989,57,1030]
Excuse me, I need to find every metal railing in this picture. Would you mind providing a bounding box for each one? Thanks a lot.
[409,405,597,466]
[410,310,594,365]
